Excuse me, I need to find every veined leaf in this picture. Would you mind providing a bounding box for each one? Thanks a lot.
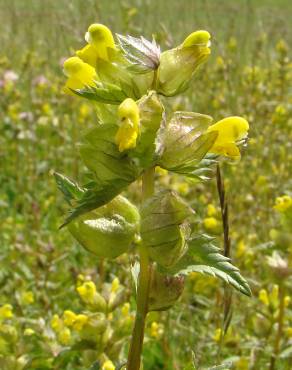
[161,234,251,296]
[159,111,217,172]
[54,172,84,205]
[141,190,194,268]
[72,81,128,104]
[116,34,161,72]
[59,124,142,227]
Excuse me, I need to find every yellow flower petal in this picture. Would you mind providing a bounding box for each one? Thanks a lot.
[182,30,211,47]
[63,56,97,93]
[207,116,249,158]
[115,98,140,152]
[76,44,98,67]
[85,23,115,61]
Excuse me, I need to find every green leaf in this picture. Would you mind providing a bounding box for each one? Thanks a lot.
[54,172,84,205]
[61,124,141,226]
[159,111,217,171]
[162,234,251,296]
[73,81,128,104]
[116,34,160,72]
[141,190,194,267]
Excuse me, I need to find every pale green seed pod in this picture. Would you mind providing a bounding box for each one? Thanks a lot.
[141,190,194,268]
[68,195,140,259]
[148,268,185,311]
[159,111,217,170]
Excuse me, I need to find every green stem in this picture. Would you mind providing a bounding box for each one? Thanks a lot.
[127,168,155,370]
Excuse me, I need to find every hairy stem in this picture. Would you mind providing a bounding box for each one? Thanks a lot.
[127,168,155,370]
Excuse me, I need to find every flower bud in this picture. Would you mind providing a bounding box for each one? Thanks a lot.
[157,30,211,96]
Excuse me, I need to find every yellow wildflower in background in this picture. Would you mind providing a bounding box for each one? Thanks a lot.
[111,277,120,293]
[50,314,63,332]
[63,310,77,327]
[72,314,89,331]
[58,327,71,345]
[207,116,249,159]
[115,98,140,152]
[24,328,35,336]
[77,281,97,305]
[207,204,217,217]
[0,304,13,320]
[102,360,115,370]
[274,195,292,213]
[259,289,269,306]
[20,291,34,305]
[203,217,218,230]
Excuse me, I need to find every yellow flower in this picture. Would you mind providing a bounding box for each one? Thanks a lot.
[72,314,89,331]
[150,321,159,338]
[24,328,35,336]
[102,360,115,370]
[63,56,97,93]
[77,281,97,305]
[274,195,292,213]
[84,24,116,61]
[259,289,269,306]
[58,327,71,345]
[182,30,211,49]
[63,310,77,327]
[213,328,222,342]
[207,116,249,159]
[51,314,63,333]
[111,277,120,293]
[121,302,130,317]
[20,291,34,305]
[207,204,217,217]
[203,217,218,230]
[115,98,140,152]
[0,304,13,320]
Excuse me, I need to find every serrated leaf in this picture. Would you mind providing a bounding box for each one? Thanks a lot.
[54,172,84,205]
[73,81,128,104]
[161,234,251,296]
[116,34,160,72]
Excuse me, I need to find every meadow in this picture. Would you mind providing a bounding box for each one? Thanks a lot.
[0,0,291,369]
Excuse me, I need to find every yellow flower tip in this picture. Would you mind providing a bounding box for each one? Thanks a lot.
[63,56,97,93]
[85,23,115,60]
[207,116,249,159]
[115,98,140,152]
[182,30,211,48]
[259,289,269,306]
[73,314,88,331]
[273,195,292,213]
[24,328,35,336]
[51,314,63,332]
[63,310,77,327]
[58,327,71,345]
[102,360,115,370]
[77,281,97,304]
[111,277,120,293]
[203,217,219,230]
[0,304,13,319]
